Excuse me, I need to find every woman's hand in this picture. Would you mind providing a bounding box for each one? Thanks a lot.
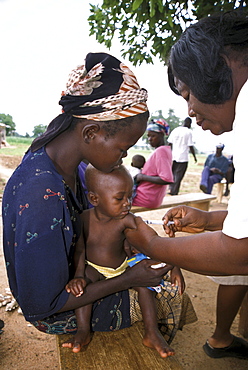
[163,205,208,237]
[125,259,173,288]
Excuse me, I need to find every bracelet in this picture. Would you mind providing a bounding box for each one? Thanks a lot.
[74,276,84,279]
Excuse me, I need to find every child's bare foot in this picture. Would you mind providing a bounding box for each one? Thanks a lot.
[142,329,175,358]
[62,329,91,353]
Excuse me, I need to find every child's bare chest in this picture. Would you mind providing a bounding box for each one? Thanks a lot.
[85,220,127,268]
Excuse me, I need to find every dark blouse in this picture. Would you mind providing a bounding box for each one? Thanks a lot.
[2,147,88,321]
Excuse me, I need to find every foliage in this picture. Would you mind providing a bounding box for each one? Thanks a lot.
[0,114,16,135]
[151,108,181,131]
[88,0,246,65]
[141,108,181,144]
[32,124,47,137]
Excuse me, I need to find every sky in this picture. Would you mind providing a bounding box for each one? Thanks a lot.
[0,0,233,153]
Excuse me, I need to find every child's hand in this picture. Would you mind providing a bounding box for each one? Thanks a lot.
[65,277,87,297]
[170,266,185,295]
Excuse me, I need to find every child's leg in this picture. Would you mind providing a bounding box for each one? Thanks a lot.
[135,286,175,358]
[62,265,103,352]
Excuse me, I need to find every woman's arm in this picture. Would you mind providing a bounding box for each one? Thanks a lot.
[124,216,248,276]
[58,259,171,311]
[136,173,172,185]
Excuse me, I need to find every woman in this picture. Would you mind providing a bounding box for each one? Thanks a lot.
[126,11,248,359]
[2,53,194,352]
[132,119,173,208]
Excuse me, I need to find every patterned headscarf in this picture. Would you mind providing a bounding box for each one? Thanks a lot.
[147,118,169,135]
[31,52,148,152]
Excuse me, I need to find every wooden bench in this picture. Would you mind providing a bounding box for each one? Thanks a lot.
[132,192,216,213]
[215,179,235,203]
[57,322,183,370]
[215,179,227,203]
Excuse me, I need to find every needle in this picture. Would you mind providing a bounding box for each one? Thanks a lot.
[144,220,175,226]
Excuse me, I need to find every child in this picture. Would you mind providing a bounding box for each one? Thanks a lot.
[63,165,195,357]
[127,154,146,178]
[127,154,146,198]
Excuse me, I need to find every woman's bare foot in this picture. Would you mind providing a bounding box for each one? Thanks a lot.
[142,328,175,358]
[62,329,91,353]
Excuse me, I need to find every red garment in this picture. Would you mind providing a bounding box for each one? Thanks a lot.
[132,146,173,208]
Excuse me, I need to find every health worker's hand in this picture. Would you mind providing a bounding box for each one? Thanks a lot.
[163,205,208,237]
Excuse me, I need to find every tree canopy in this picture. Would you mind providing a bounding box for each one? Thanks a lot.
[142,108,181,143]
[32,124,47,137]
[88,0,247,66]
[0,114,16,135]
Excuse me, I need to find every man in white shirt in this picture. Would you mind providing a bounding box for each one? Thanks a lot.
[167,117,197,195]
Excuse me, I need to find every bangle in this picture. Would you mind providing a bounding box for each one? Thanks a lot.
[74,276,84,279]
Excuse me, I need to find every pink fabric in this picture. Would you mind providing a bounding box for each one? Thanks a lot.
[132,146,173,208]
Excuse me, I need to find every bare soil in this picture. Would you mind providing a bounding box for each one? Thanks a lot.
[0,155,247,369]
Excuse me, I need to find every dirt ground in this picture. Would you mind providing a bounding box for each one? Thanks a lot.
[0,154,247,370]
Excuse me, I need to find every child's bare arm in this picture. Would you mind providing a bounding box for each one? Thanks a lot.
[123,239,133,258]
[170,266,185,295]
[73,230,86,278]
[66,219,87,296]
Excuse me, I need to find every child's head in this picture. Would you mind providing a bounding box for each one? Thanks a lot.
[85,164,134,218]
[131,154,146,169]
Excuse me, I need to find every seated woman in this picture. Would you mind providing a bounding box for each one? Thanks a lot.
[2,52,169,339]
[132,120,173,209]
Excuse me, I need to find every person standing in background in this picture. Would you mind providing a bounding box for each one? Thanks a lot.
[167,117,197,195]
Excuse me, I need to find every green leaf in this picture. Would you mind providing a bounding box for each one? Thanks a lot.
[132,0,144,11]
[87,0,247,65]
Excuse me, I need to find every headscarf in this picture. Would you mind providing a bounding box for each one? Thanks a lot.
[147,118,169,135]
[31,52,148,152]
[216,143,225,149]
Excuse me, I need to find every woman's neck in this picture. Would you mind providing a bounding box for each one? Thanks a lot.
[155,140,165,148]
[45,131,82,191]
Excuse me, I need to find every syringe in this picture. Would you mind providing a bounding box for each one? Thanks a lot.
[144,220,175,226]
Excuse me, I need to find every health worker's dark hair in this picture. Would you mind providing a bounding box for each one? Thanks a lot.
[168,11,248,104]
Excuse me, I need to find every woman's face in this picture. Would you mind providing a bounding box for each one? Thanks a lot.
[87,117,147,173]
[175,78,236,135]
[147,131,164,148]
